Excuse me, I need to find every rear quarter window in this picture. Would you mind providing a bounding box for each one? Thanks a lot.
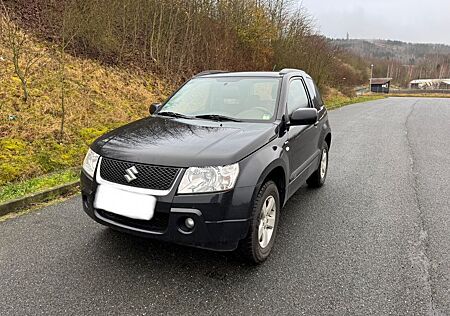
[305,78,324,109]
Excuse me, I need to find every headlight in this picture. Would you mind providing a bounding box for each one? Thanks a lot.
[82,148,100,178]
[178,163,239,194]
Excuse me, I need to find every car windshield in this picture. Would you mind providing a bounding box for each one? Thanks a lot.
[159,77,281,121]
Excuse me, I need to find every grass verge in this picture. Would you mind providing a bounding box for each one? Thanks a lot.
[326,94,387,110]
[0,169,79,203]
[389,93,450,98]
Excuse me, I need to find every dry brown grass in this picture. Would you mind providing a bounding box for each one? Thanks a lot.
[1,46,171,141]
[0,34,172,185]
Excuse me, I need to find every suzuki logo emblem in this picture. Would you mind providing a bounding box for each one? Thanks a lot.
[124,166,138,183]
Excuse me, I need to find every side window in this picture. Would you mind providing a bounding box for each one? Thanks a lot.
[305,78,324,109]
[287,79,310,115]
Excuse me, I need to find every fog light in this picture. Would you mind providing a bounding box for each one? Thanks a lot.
[185,217,195,229]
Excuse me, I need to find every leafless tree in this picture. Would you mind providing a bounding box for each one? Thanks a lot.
[55,0,81,141]
[0,1,45,103]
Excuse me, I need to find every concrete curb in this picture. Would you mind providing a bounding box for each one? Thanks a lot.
[0,181,80,217]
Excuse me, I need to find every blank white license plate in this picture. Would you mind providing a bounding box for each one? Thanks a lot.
[94,184,156,220]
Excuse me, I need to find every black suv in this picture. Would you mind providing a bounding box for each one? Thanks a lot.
[81,69,331,263]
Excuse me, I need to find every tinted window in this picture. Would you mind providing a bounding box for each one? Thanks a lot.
[305,78,324,109]
[287,79,310,115]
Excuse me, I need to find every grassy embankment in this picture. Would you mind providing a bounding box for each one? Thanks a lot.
[0,35,171,202]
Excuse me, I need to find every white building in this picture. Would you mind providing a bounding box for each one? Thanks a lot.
[409,79,450,90]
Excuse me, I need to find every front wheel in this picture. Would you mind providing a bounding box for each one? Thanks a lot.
[307,142,329,188]
[238,181,280,264]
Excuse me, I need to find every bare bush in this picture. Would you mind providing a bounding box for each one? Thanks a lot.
[0,1,45,103]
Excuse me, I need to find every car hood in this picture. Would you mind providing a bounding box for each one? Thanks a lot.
[91,116,278,167]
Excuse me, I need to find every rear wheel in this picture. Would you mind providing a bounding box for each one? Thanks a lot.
[238,181,280,264]
[307,142,329,188]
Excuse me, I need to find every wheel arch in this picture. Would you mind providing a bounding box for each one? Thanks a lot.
[254,161,288,208]
[263,166,287,207]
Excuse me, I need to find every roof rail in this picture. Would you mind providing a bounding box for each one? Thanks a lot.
[279,68,303,75]
[195,70,228,77]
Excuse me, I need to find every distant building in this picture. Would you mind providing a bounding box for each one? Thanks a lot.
[409,79,450,90]
[370,78,392,93]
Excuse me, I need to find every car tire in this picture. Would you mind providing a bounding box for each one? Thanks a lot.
[307,142,329,188]
[238,181,280,264]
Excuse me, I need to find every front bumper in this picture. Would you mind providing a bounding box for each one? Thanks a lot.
[80,170,254,251]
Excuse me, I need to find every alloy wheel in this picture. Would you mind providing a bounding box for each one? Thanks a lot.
[320,149,328,179]
[258,195,276,248]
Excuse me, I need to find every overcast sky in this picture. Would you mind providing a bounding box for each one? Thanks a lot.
[301,0,450,44]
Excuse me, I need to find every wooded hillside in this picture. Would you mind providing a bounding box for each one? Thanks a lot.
[334,39,450,87]
[5,0,369,89]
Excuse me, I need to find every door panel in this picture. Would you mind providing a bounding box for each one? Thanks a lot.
[288,125,320,181]
[285,78,319,182]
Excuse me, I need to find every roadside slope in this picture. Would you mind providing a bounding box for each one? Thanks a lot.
[0,35,171,186]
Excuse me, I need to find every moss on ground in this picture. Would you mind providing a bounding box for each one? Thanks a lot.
[0,169,79,203]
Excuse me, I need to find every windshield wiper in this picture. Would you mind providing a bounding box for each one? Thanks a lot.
[157,111,193,119]
[195,114,242,122]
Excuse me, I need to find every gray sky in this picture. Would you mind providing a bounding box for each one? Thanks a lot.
[301,0,450,44]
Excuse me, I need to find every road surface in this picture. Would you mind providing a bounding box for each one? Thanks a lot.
[1,97,449,315]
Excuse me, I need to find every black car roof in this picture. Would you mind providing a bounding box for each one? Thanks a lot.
[195,69,310,79]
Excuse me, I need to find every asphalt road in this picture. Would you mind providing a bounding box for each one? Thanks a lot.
[1,97,449,315]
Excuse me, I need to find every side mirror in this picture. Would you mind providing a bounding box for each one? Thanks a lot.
[149,103,161,115]
[289,108,318,126]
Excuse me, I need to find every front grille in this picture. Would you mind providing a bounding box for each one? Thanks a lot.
[100,157,180,190]
[98,209,169,232]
